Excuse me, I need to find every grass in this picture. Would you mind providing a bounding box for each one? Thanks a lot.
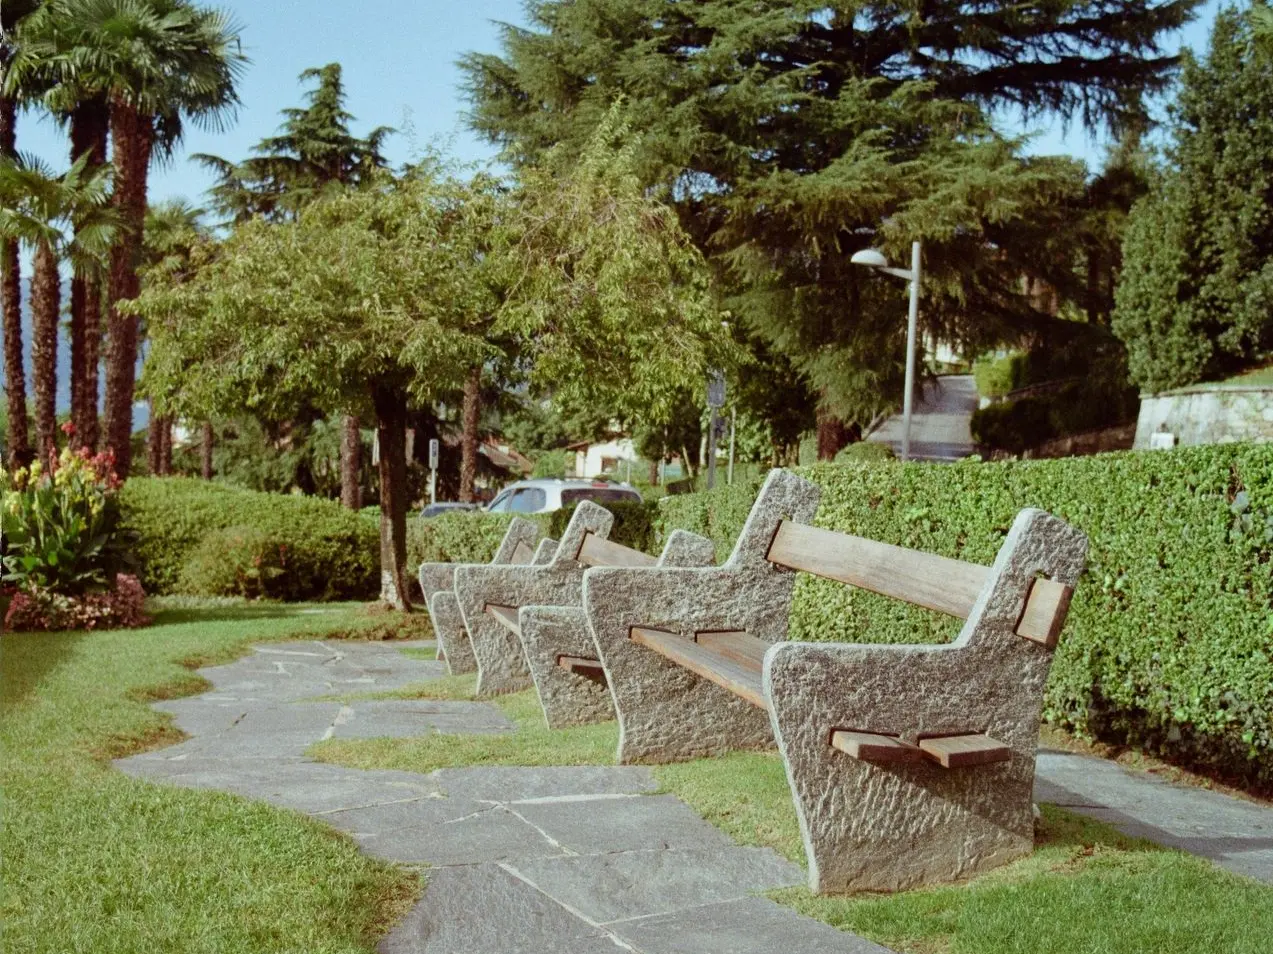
[307,675,619,771]
[1218,364,1273,386]
[315,696,1273,954]
[397,646,437,661]
[0,601,421,954]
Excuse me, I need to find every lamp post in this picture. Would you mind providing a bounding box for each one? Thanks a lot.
[850,241,922,461]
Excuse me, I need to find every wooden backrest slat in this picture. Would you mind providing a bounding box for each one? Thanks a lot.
[766,521,990,619]
[576,532,658,568]
[511,540,536,565]
[695,631,766,674]
[485,604,521,636]
[1015,578,1073,649]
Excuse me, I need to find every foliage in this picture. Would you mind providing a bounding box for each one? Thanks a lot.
[970,398,1055,453]
[1,446,135,596]
[463,0,1195,427]
[656,445,1273,789]
[833,442,894,464]
[4,572,147,631]
[1113,8,1273,391]
[973,353,1029,399]
[175,526,287,600]
[405,509,543,571]
[548,500,656,554]
[118,477,378,599]
[530,449,570,478]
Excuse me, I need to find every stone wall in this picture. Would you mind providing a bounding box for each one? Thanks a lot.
[1133,387,1273,449]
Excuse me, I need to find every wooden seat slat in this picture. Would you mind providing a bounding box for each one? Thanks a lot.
[485,604,521,636]
[556,654,605,675]
[830,730,925,763]
[695,631,766,673]
[766,521,989,620]
[576,532,658,568]
[512,540,537,564]
[918,734,1012,768]
[630,627,767,710]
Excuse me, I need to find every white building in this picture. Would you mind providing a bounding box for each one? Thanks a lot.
[569,436,640,479]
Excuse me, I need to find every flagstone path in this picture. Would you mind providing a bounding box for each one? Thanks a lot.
[116,639,1273,953]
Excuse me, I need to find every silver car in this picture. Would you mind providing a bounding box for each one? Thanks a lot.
[484,478,643,514]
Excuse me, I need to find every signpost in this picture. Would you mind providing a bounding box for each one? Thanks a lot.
[428,438,439,505]
[706,371,726,490]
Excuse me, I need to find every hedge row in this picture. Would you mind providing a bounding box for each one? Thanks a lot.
[656,445,1273,790]
[119,478,379,601]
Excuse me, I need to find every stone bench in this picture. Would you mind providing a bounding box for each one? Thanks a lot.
[453,501,715,709]
[582,468,1087,893]
[418,518,555,675]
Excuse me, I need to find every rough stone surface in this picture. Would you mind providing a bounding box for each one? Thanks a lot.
[1134,386,1273,448]
[519,530,717,729]
[418,517,542,675]
[583,469,821,763]
[456,502,616,696]
[764,508,1088,893]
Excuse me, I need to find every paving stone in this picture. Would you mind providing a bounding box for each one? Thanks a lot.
[337,803,565,865]
[429,765,657,802]
[506,846,804,923]
[380,864,624,954]
[1035,751,1273,883]
[510,794,736,854]
[331,700,515,738]
[610,896,892,954]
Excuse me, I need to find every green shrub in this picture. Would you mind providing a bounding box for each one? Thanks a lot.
[119,478,378,600]
[549,500,657,554]
[656,445,1273,790]
[176,526,288,599]
[972,352,1028,398]
[531,449,571,478]
[407,510,549,571]
[970,398,1054,453]
[833,441,894,464]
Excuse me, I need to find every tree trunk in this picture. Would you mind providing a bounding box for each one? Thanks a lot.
[103,99,154,478]
[201,420,214,479]
[69,101,109,450]
[372,385,412,610]
[458,366,480,503]
[1,91,31,468]
[340,414,362,509]
[31,241,60,464]
[648,457,659,485]
[147,402,161,475]
[815,404,854,461]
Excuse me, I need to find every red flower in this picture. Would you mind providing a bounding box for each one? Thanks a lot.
[60,421,76,436]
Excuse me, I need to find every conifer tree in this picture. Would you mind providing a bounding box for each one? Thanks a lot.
[462,0,1197,446]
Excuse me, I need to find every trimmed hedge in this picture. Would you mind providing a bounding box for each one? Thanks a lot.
[119,478,379,600]
[656,446,1273,790]
[548,501,656,554]
[407,510,550,570]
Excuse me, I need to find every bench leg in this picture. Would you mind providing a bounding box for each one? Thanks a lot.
[585,567,792,764]
[765,641,1042,893]
[429,591,475,675]
[519,606,615,729]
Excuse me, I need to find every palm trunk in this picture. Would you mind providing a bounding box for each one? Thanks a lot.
[69,101,109,450]
[158,415,172,474]
[147,401,161,474]
[340,413,362,509]
[372,384,412,610]
[31,240,60,464]
[147,410,171,475]
[103,99,154,478]
[458,366,480,503]
[200,420,214,479]
[1,91,31,468]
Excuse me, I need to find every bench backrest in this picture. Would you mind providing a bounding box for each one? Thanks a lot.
[765,519,1074,649]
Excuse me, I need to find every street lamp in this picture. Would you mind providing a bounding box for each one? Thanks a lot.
[851,241,922,461]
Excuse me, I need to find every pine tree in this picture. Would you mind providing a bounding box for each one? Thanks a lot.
[1113,6,1273,391]
[462,0,1198,443]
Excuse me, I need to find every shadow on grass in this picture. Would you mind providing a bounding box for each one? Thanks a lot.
[149,603,332,627]
[0,630,87,708]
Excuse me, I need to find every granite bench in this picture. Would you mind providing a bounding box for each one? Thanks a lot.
[418,517,555,675]
[582,467,1087,893]
[453,501,715,708]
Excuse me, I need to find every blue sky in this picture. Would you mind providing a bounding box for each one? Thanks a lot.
[13,0,1224,212]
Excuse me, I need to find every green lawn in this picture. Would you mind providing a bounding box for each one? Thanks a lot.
[313,678,1273,954]
[1215,364,1273,386]
[0,602,421,954]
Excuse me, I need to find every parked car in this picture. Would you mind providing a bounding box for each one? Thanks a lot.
[484,478,643,515]
[419,501,481,519]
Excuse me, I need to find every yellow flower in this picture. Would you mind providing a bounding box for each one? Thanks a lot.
[29,461,42,480]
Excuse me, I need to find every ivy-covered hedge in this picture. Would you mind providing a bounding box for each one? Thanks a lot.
[655,446,1273,790]
[119,478,379,600]
[548,501,656,554]
[407,510,551,570]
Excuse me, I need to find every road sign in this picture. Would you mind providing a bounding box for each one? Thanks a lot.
[428,438,439,469]
[706,370,726,409]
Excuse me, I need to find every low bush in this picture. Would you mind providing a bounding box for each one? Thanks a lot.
[119,478,378,600]
[549,500,656,553]
[833,441,894,464]
[177,527,289,600]
[972,352,1028,398]
[407,510,548,572]
[656,445,1273,790]
[3,573,148,631]
[970,397,1054,453]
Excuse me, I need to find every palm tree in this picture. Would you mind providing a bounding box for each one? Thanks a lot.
[0,0,40,468]
[17,0,245,476]
[0,153,116,462]
[8,0,112,449]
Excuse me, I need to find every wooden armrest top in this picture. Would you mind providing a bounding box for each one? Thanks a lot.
[630,627,767,710]
[485,604,521,636]
[576,532,658,568]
